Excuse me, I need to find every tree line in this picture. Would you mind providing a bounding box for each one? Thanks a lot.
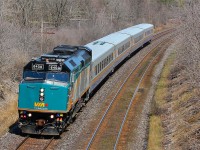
[0,0,179,98]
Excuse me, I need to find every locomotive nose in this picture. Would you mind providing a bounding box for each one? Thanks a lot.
[18,82,69,111]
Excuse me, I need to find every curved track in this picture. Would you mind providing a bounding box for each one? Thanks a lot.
[85,30,174,150]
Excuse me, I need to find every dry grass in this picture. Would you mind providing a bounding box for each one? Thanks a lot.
[148,47,200,150]
[170,85,200,149]
[0,93,18,136]
[148,53,175,150]
[148,116,163,150]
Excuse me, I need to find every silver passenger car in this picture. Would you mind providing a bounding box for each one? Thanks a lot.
[86,23,154,92]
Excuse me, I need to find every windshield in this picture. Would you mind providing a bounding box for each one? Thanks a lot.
[23,71,70,82]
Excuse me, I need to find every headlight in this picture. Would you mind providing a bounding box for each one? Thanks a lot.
[40,88,44,92]
[28,113,32,117]
[50,115,54,119]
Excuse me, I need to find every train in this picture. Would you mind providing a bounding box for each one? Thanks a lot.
[18,23,154,135]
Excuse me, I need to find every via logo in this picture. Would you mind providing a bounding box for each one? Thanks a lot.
[34,102,48,107]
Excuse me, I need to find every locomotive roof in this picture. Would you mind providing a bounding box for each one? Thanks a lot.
[25,45,92,73]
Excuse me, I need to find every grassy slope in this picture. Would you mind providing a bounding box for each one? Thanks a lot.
[148,51,200,149]
[148,52,175,150]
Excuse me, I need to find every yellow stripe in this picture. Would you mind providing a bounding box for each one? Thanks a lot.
[18,108,67,113]
[67,86,90,111]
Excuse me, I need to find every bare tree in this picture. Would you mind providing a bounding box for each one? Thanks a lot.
[0,19,39,82]
[11,0,35,27]
[42,0,69,27]
[177,0,200,89]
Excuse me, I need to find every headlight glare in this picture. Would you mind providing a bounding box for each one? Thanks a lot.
[40,88,44,92]
[28,113,32,117]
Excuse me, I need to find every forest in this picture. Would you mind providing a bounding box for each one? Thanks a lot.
[0,0,180,86]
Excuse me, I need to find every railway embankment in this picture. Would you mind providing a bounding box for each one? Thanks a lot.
[125,35,176,150]
[148,43,200,149]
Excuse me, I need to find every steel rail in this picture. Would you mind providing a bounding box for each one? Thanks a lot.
[85,31,173,150]
[153,28,175,41]
[42,137,54,150]
[15,136,30,150]
[113,38,172,150]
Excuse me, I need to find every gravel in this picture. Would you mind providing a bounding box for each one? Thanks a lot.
[0,125,25,150]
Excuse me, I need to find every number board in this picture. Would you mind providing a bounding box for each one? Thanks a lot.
[31,63,62,71]
[32,64,44,70]
[48,64,62,71]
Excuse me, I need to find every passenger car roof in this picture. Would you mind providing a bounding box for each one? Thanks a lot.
[133,23,154,30]
[97,32,130,45]
[85,23,154,63]
[85,41,114,62]
[118,27,143,37]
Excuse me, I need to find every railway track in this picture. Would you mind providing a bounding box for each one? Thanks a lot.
[153,28,175,41]
[16,136,54,150]
[14,29,175,150]
[85,31,175,150]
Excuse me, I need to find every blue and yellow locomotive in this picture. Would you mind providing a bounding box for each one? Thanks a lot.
[18,45,92,135]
